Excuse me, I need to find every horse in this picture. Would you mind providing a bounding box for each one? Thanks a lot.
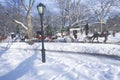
[91,30,109,43]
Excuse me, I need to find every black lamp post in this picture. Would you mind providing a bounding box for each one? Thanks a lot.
[37,3,46,63]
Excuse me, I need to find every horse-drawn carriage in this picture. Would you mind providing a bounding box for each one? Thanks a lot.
[84,30,110,43]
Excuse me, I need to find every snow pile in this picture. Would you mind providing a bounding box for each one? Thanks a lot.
[44,43,120,56]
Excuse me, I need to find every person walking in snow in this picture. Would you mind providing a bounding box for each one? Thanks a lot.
[103,29,109,43]
[84,22,89,35]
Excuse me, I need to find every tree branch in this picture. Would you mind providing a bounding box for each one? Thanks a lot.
[13,19,28,30]
[21,0,28,11]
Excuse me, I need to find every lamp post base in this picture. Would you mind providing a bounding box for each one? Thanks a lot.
[41,49,46,63]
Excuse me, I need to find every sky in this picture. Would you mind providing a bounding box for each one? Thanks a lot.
[29,0,59,14]
[0,31,120,80]
[34,0,87,12]
[35,0,58,11]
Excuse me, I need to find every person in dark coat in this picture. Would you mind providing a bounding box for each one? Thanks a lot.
[112,31,116,37]
[103,29,109,43]
[73,30,77,41]
[85,23,89,35]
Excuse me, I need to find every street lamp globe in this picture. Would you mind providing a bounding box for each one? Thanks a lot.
[37,3,46,15]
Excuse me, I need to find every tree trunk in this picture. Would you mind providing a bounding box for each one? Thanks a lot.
[27,14,33,41]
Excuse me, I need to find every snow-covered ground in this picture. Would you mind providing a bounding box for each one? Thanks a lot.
[0,33,120,80]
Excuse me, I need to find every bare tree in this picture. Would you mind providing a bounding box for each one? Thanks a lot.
[87,0,120,31]
[56,0,90,28]
[1,0,26,35]
[56,0,83,33]
[0,0,22,35]
[13,0,35,41]
[0,3,6,35]
[21,0,35,41]
[107,15,120,31]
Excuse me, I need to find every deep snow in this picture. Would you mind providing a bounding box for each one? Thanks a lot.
[0,32,120,80]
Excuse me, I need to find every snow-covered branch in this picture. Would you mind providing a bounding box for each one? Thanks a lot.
[13,19,28,30]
